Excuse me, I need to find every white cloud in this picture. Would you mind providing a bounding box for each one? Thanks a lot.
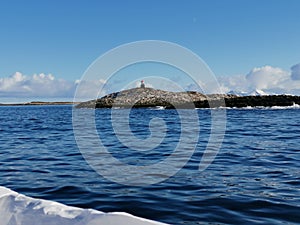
[0,72,75,98]
[205,74,249,94]
[193,64,300,95]
[74,79,106,100]
[246,66,289,90]
[291,63,300,80]
[0,72,109,101]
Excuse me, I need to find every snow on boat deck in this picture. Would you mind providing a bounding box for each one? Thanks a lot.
[0,186,168,225]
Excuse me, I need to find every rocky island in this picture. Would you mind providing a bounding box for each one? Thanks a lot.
[76,87,300,109]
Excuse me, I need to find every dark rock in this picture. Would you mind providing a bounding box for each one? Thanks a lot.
[224,95,300,108]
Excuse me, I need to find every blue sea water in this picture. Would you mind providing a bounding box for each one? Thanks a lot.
[0,105,300,224]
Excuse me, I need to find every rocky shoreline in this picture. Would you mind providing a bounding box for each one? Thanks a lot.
[76,87,300,109]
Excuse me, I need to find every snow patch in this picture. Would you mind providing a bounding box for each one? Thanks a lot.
[227,89,269,96]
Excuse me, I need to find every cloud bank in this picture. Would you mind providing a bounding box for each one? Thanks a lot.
[1,63,300,102]
[200,64,300,95]
[0,72,74,98]
[0,72,106,101]
[291,63,300,80]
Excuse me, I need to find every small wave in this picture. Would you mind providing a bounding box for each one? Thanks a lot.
[270,103,300,109]
[203,103,300,110]
[150,106,166,110]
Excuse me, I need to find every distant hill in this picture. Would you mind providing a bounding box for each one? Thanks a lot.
[0,101,77,106]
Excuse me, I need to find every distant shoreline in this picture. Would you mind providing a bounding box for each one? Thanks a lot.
[0,101,79,106]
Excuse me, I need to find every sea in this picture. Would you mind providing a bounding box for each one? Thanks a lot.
[0,105,300,224]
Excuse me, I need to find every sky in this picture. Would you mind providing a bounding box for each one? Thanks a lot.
[0,0,300,102]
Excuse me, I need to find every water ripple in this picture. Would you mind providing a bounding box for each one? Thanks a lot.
[0,106,300,224]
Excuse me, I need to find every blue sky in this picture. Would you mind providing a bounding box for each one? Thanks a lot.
[1,0,300,101]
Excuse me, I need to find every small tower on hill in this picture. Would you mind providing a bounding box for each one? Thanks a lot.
[140,80,145,88]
